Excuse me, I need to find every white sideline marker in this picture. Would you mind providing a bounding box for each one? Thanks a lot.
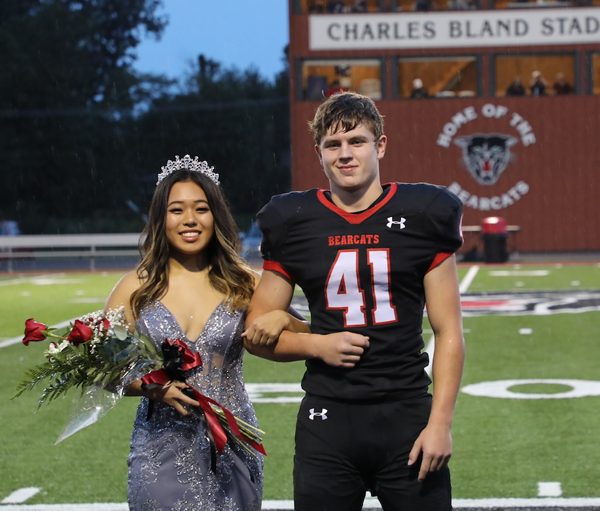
[489,270,550,277]
[538,482,562,497]
[1,487,41,504]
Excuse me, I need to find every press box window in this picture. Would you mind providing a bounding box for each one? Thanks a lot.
[298,0,383,14]
[397,57,478,98]
[391,0,479,11]
[302,59,383,100]
[495,54,576,97]
[493,0,600,9]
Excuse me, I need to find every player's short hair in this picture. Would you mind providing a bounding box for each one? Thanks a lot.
[309,92,384,145]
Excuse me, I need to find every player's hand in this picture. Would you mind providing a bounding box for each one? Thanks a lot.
[144,380,199,417]
[317,332,370,368]
[242,310,292,346]
[408,423,453,482]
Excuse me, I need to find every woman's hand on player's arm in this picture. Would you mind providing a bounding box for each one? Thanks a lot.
[243,309,311,346]
[244,270,369,367]
[409,255,465,482]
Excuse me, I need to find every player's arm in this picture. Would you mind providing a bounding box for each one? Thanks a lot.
[244,270,369,367]
[242,267,311,345]
[408,255,465,482]
[242,308,311,346]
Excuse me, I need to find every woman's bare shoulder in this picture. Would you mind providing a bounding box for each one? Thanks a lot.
[105,271,144,310]
[116,270,145,292]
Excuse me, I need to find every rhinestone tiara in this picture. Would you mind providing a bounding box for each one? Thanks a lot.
[156,155,220,186]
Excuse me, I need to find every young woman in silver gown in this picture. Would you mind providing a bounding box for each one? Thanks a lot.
[106,156,309,510]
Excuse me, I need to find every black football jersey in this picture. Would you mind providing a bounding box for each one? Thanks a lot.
[257,183,463,401]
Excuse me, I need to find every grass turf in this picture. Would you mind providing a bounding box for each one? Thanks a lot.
[1,265,600,502]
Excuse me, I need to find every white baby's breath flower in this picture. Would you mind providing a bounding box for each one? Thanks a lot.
[47,343,61,355]
[106,305,127,328]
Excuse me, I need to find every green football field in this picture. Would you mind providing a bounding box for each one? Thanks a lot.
[1,263,600,504]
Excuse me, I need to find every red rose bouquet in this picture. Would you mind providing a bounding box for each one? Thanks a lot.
[15,308,264,457]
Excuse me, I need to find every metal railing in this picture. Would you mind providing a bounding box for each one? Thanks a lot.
[0,233,142,272]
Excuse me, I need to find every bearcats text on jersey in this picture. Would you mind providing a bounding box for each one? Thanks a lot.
[329,234,380,246]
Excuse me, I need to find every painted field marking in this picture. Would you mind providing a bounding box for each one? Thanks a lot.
[538,482,562,497]
[1,488,41,504]
[2,498,600,510]
[461,379,600,399]
[0,505,127,511]
[0,274,93,347]
[246,383,304,403]
[0,277,32,287]
[425,265,479,375]
[452,498,600,508]
[460,266,480,294]
[519,328,532,335]
[0,273,65,287]
[489,270,550,277]
[29,278,85,286]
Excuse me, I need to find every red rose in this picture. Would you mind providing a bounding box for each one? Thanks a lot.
[23,319,48,346]
[67,320,93,346]
[102,318,111,331]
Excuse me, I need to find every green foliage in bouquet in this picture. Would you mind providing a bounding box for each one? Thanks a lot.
[14,309,163,407]
[14,307,265,455]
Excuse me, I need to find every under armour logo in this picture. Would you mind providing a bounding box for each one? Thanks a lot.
[309,408,328,420]
[387,216,406,229]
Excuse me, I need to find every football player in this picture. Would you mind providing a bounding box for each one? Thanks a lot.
[244,92,465,511]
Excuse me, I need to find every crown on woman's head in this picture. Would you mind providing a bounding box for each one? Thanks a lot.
[156,155,220,186]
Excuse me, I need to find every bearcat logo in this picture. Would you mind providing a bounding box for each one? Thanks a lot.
[436,104,535,211]
[454,134,518,186]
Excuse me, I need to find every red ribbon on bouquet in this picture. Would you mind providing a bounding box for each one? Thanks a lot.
[141,339,265,455]
[172,338,203,371]
[188,386,266,455]
[141,337,202,388]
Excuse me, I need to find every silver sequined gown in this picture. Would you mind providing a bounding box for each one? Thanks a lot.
[128,301,263,511]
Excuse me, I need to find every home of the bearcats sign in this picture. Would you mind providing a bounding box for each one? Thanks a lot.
[436,103,534,212]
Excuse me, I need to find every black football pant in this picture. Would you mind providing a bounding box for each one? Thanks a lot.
[293,393,452,511]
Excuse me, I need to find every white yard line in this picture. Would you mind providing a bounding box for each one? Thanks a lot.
[0,273,66,287]
[0,273,83,348]
[1,488,41,504]
[425,265,479,375]
[2,498,600,510]
[452,497,600,508]
[459,265,480,294]
[0,505,127,511]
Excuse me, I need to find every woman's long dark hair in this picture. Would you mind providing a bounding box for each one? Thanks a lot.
[130,168,254,318]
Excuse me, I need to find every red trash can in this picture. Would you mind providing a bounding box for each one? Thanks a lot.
[481,217,508,263]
